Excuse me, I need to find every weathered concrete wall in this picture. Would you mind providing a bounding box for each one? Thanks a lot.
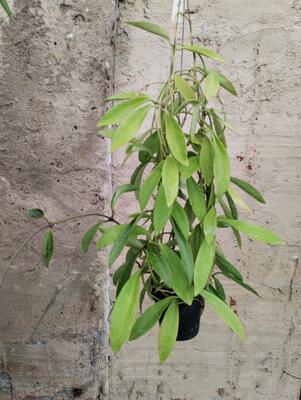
[1,0,301,400]
[0,1,115,398]
[110,1,301,399]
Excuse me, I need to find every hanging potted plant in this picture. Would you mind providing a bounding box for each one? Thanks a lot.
[3,7,283,364]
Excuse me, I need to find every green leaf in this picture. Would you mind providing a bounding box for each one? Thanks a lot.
[158,300,179,363]
[186,177,207,223]
[218,199,242,248]
[203,207,217,243]
[108,220,137,267]
[230,177,266,204]
[181,156,199,180]
[111,184,137,209]
[221,272,259,297]
[148,245,193,305]
[199,137,214,185]
[190,105,200,140]
[113,249,139,296]
[218,217,283,245]
[171,201,190,239]
[217,72,237,96]
[203,72,220,100]
[225,191,238,219]
[42,230,54,267]
[106,92,149,101]
[214,277,226,301]
[26,208,44,219]
[171,218,194,283]
[110,272,141,352]
[215,252,243,281]
[0,0,12,18]
[153,184,172,234]
[127,20,170,41]
[181,44,225,63]
[147,245,172,287]
[82,222,101,254]
[98,97,149,127]
[211,110,227,147]
[96,224,147,250]
[130,297,174,341]
[194,239,216,295]
[162,156,179,207]
[111,105,152,151]
[174,73,195,101]
[139,162,163,210]
[138,131,160,163]
[98,129,115,138]
[201,289,246,342]
[189,224,204,261]
[165,112,188,166]
[212,134,231,199]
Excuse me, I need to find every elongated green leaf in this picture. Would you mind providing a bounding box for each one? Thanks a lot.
[160,245,194,305]
[26,208,44,219]
[42,230,54,267]
[194,239,216,295]
[108,222,136,267]
[181,156,199,180]
[127,20,170,41]
[82,222,101,254]
[139,162,163,210]
[111,184,137,209]
[111,105,151,151]
[230,177,265,204]
[171,218,194,283]
[98,97,149,127]
[147,245,172,287]
[212,134,230,199]
[214,277,226,301]
[203,207,217,243]
[203,72,220,100]
[199,137,214,185]
[106,92,149,101]
[158,300,179,363]
[211,110,227,147]
[171,201,190,239]
[201,289,246,341]
[218,217,283,245]
[162,156,179,207]
[182,44,225,63]
[225,191,238,219]
[98,129,115,138]
[0,0,12,18]
[221,272,259,296]
[190,105,200,140]
[153,184,172,234]
[189,224,204,261]
[130,297,174,341]
[113,248,139,296]
[215,253,243,281]
[218,198,242,248]
[217,72,237,96]
[165,112,188,166]
[174,73,195,101]
[228,186,250,212]
[110,272,140,352]
[97,224,147,250]
[186,177,207,223]
[138,131,160,163]
[197,67,237,96]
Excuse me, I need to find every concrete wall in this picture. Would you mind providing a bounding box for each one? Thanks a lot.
[1,1,301,400]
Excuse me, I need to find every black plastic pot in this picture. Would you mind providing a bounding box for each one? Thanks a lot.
[153,290,205,341]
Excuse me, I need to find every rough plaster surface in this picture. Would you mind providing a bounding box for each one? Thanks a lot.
[0,0,301,400]
[0,1,115,398]
[110,1,301,399]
